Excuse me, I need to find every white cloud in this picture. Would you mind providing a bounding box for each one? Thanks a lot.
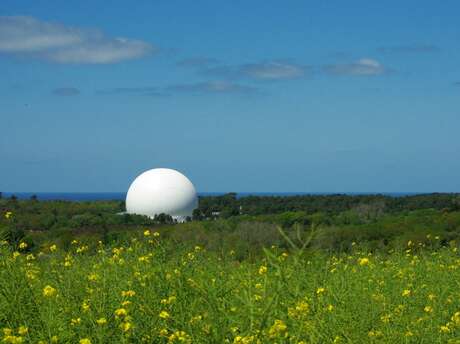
[324,58,385,76]
[203,60,310,81]
[0,16,153,64]
[240,61,307,80]
[167,80,259,94]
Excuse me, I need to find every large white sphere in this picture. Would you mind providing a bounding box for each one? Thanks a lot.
[126,168,198,220]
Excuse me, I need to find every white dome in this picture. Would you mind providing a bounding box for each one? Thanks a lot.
[126,168,198,220]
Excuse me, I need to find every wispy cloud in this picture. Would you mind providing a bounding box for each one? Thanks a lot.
[377,44,440,54]
[0,16,154,63]
[202,61,310,81]
[176,57,219,67]
[52,87,80,96]
[97,81,258,96]
[166,81,258,94]
[323,58,385,76]
[96,87,163,96]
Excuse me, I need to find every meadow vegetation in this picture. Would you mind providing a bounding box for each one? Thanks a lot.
[2,194,460,343]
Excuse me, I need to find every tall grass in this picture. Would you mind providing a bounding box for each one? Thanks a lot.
[1,232,460,343]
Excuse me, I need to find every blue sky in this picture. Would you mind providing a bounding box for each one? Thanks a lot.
[1,0,459,192]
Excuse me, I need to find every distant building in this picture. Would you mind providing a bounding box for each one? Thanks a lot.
[126,168,198,221]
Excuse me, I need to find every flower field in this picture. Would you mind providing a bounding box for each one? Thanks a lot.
[2,230,460,343]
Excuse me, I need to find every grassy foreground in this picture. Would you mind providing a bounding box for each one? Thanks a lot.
[2,231,460,343]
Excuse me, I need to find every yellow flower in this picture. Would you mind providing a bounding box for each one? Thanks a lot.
[71,318,81,326]
[368,330,383,338]
[49,244,57,252]
[402,289,411,297]
[440,325,450,333]
[380,314,391,323]
[233,335,255,344]
[2,335,23,343]
[405,331,414,337]
[316,287,326,295]
[268,319,288,338]
[4,211,13,219]
[358,257,369,266]
[153,231,160,237]
[144,229,151,236]
[258,265,267,275]
[424,305,433,313]
[79,339,92,344]
[43,285,57,297]
[96,318,107,325]
[114,308,128,317]
[451,311,460,325]
[120,322,132,332]
[161,296,177,305]
[168,330,190,343]
[87,273,98,281]
[18,242,28,249]
[82,301,90,312]
[159,310,170,319]
[17,326,28,335]
[3,328,13,336]
[121,290,136,297]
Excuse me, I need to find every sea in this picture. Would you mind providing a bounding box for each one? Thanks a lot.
[1,192,425,201]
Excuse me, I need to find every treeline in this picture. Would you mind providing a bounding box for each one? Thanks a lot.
[2,193,460,257]
[195,192,460,218]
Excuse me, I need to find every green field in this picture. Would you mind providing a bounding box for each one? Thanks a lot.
[2,227,460,343]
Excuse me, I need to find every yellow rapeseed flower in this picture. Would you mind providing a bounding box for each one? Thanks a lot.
[159,310,170,319]
[43,285,56,297]
[358,257,369,266]
[18,242,28,249]
[402,289,411,297]
[4,211,13,219]
[17,326,28,335]
[316,287,326,295]
[114,308,128,317]
[258,266,267,275]
[2,335,23,343]
[121,290,136,297]
[143,230,150,236]
[96,318,107,325]
[440,325,450,333]
[71,318,81,326]
[2,328,13,336]
[49,244,57,252]
[120,322,132,332]
[79,339,92,344]
[451,311,460,325]
[268,319,288,338]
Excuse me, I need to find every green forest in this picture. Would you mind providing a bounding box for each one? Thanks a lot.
[2,193,460,257]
